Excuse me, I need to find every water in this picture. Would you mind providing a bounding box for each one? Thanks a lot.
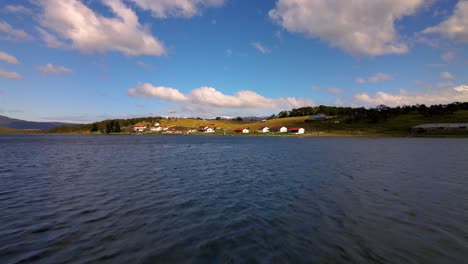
[0,135,467,263]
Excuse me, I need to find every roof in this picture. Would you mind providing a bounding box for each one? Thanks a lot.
[234,128,246,131]
[289,127,303,131]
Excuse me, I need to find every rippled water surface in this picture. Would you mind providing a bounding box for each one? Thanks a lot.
[1,134,467,263]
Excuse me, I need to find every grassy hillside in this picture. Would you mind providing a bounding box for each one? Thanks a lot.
[44,110,468,137]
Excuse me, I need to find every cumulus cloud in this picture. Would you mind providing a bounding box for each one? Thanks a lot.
[251,42,270,54]
[0,21,33,41]
[37,64,74,75]
[128,83,314,110]
[0,68,22,80]
[440,71,454,79]
[269,0,424,56]
[354,85,468,107]
[128,84,188,102]
[356,73,394,83]
[37,0,166,56]
[129,0,224,18]
[0,51,19,65]
[423,1,468,43]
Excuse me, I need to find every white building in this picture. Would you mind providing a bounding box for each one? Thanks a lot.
[257,127,270,133]
[133,126,146,132]
[205,128,215,133]
[270,126,288,133]
[290,127,305,134]
[150,127,162,132]
[154,122,160,127]
[235,128,250,134]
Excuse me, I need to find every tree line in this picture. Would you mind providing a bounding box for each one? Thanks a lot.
[271,102,468,123]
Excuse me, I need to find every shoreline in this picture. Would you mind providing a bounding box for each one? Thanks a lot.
[1,131,467,138]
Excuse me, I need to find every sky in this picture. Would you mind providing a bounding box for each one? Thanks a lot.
[0,0,467,123]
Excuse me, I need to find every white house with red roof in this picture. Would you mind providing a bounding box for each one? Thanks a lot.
[289,127,305,134]
[257,127,270,133]
[133,125,146,132]
[270,126,287,133]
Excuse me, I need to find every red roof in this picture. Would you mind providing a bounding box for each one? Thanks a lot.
[289,127,303,131]
[234,128,245,132]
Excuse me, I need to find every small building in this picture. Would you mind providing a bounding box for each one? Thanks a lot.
[257,127,270,133]
[154,122,160,127]
[133,125,146,132]
[310,114,326,121]
[290,127,305,134]
[270,126,288,133]
[205,128,215,133]
[234,128,250,134]
[150,126,162,132]
[161,126,169,131]
[198,126,210,132]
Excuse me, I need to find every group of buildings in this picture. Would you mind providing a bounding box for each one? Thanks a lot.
[133,123,306,135]
[234,126,305,134]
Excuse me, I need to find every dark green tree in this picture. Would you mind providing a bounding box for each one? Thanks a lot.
[90,123,99,132]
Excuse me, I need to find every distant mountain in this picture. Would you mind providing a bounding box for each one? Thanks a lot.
[0,115,76,130]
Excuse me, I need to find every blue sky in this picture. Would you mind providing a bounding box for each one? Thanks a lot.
[0,0,467,122]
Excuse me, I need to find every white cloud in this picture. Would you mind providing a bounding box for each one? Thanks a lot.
[354,85,468,106]
[251,42,270,54]
[454,85,468,92]
[440,71,454,79]
[129,0,224,18]
[226,48,232,57]
[128,84,189,102]
[0,51,19,65]
[326,87,343,95]
[437,80,454,88]
[128,83,314,110]
[36,27,67,48]
[37,64,74,75]
[356,73,394,83]
[441,51,455,62]
[311,86,343,94]
[0,68,22,80]
[3,5,32,14]
[423,1,468,43]
[0,21,33,41]
[269,0,424,56]
[37,0,166,56]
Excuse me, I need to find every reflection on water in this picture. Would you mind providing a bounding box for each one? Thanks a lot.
[0,135,467,263]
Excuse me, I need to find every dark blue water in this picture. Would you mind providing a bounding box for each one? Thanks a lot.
[0,135,467,263]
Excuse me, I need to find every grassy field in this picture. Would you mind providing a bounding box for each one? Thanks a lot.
[0,128,44,134]
[145,110,468,137]
[3,110,467,137]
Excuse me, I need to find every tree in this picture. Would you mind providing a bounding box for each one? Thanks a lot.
[90,123,98,132]
[105,120,114,134]
[114,121,121,133]
[215,117,221,120]
[235,116,243,121]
